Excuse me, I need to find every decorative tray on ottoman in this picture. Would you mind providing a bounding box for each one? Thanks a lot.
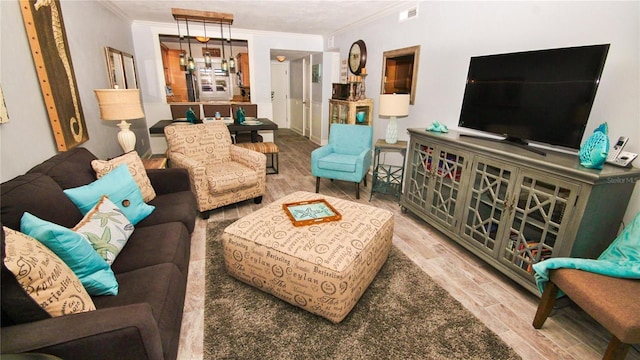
[282,198,342,226]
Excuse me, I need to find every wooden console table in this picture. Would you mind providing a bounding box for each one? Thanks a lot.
[401,128,640,295]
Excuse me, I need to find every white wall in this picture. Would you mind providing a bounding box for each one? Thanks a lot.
[330,1,640,223]
[0,0,150,182]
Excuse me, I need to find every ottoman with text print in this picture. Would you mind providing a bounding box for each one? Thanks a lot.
[222,191,394,323]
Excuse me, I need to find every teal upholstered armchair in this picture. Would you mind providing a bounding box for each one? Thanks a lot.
[311,124,373,199]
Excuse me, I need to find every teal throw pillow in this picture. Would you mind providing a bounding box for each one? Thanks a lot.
[20,212,119,296]
[64,164,154,225]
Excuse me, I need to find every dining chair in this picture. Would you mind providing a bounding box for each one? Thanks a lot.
[170,104,200,120]
[232,104,258,118]
[203,104,231,118]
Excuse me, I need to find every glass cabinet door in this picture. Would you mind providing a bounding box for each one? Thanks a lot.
[404,141,469,231]
[460,157,518,257]
[499,174,578,277]
[404,141,437,211]
[426,146,469,229]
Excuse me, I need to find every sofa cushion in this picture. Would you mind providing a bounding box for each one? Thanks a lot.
[2,225,51,326]
[73,195,134,265]
[92,151,156,203]
[206,162,259,194]
[2,226,96,319]
[20,212,119,296]
[64,164,155,225]
[138,191,197,234]
[1,173,83,231]
[92,263,186,360]
[317,153,358,173]
[110,222,190,277]
[26,147,98,189]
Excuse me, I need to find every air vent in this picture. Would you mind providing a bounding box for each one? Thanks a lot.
[399,6,419,22]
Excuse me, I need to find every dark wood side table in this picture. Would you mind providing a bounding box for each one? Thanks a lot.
[142,157,167,169]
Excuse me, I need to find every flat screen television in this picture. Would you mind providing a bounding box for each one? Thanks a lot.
[458,44,610,154]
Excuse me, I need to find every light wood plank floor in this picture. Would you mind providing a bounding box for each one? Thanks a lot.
[176,129,640,360]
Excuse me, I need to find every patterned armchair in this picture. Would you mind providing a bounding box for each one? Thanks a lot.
[164,123,266,218]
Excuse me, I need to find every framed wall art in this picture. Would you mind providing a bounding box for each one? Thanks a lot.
[105,47,139,89]
[20,0,89,151]
[381,45,420,105]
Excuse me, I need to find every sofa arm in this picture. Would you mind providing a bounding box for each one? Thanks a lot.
[1,303,164,360]
[146,168,191,195]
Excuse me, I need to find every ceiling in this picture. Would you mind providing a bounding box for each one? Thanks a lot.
[101,1,411,35]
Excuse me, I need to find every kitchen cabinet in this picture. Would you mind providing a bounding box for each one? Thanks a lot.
[401,128,640,295]
[236,52,250,88]
[163,49,187,102]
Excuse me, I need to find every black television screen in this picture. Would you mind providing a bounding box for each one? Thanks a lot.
[458,44,609,150]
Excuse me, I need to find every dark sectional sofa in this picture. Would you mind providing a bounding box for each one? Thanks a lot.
[0,147,197,360]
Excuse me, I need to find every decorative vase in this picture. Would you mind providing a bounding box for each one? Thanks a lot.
[579,122,609,170]
[235,107,246,125]
[186,107,198,124]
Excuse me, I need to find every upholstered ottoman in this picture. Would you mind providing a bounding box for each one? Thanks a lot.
[222,191,394,323]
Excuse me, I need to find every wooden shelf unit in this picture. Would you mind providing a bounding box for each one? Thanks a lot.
[328,98,374,130]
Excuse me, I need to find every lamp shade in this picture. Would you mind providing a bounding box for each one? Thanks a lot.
[94,89,144,121]
[379,93,410,117]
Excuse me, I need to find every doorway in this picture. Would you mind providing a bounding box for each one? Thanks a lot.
[270,62,289,128]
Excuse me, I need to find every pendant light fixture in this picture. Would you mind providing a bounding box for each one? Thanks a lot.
[220,22,228,73]
[176,19,186,70]
[201,21,212,68]
[172,8,234,74]
[185,19,196,72]
[228,23,236,73]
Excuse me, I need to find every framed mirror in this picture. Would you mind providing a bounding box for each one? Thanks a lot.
[105,47,138,89]
[381,45,420,105]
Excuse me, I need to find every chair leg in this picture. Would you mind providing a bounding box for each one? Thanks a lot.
[532,281,559,329]
[603,335,630,360]
[364,175,367,187]
[355,182,360,199]
[316,177,321,193]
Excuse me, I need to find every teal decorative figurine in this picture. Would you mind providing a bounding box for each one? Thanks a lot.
[235,107,246,124]
[186,107,198,124]
[579,122,609,170]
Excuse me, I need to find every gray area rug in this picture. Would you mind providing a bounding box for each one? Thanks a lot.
[204,219,521,360]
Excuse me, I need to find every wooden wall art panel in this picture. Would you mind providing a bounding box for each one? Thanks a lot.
[20,0,88,151]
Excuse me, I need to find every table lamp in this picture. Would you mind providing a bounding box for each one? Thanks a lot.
[94,89,144,153]
[379,93,410,144]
